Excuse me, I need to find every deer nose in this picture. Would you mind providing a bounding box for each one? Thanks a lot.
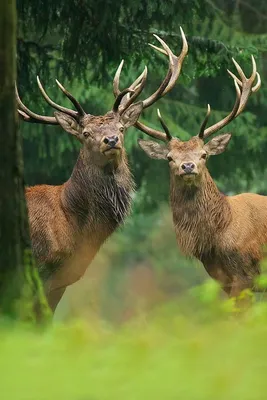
[103,135,119,147]
[181,162,196,174]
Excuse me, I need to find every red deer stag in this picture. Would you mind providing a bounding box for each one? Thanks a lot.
[138,56,263,298]
[17,28,188,313]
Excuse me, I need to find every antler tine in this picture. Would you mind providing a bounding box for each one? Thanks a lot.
[232,57,248,83]
[121,67,148,111]
[111,29,188,140]
[15,82,58,125]
[158,27,188,95]
[18,109,31,121]
[234,55,261,116]
[55,79,85,116]
[164,27,188,96]
[37,76,78,118]
[113,28,188,107]
[143,26,188,108]
[113,62,148,112]
[227,69,242,87]
[134,120,168,142]
[203,80,241,139]
[130,67,148,90]
[198,104,211,139]
[113,60,146,96]
[113,88,135,112]
[121,66,148,111]
[141,34,178,108]
[202,55,260,139]
[157,108,172,141]
[252,72,261,93]
[147,27,187,58]
[17,109,58,124]
[113,60,124,97]
[133,28,188,139]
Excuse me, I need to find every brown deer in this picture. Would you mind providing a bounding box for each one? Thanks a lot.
[138,56,264,298]
[17,29,188,313]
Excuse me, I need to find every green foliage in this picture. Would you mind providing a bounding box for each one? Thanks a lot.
[20,250,52,324]
[18,0,267,204]
[3,293,267,399]
[17,0,211,79]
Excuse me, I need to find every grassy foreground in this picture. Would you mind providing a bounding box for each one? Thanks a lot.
[1,282,267,400]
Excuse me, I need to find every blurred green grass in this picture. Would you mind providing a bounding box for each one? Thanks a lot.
[2,287,267,400]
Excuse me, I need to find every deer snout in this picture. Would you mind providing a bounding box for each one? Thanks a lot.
[180,162,197,175]
[103,135,119,148]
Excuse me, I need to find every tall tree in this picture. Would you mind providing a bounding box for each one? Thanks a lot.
[0,0,49,322]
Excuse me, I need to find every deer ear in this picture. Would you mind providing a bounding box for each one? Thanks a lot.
[54,112,80,136]
[204,133,232,156]
[120,102,143,128]
[138,139,168,160]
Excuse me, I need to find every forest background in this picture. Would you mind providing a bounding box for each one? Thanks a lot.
[16,0,267,322]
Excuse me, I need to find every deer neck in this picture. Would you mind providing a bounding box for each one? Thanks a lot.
[61,148,134,236]
[170,168,231,257]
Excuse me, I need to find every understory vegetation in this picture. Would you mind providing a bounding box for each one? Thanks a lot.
[3,288,267,400]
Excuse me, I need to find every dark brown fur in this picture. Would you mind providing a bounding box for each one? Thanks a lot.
[26,107,141,313]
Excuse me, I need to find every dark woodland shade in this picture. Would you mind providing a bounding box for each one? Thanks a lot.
[0,0,49,321]
[18,0,267,201]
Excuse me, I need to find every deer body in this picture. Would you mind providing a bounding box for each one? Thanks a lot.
[19,104,141,313]
[138,53,262,297]
[170,169,267,295]
[26,148,133,308]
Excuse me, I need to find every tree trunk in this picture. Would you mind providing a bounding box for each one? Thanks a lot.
[0,0,50,322]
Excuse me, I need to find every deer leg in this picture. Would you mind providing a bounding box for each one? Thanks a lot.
[228,276,253,310]
[46,287,67,313]
[229,279,247,297]
[202,263,231,296]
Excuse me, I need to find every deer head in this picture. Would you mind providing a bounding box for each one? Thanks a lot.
[17,28,188,168]
[16,79,143,168]
[138,56,261,185]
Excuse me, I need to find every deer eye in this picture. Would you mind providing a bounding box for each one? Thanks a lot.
[119,127,124,132]
[167,155,173,162]
[201,153,207,160]
[83,131,92,138]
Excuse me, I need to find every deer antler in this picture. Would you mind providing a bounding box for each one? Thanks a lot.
[17,29,188,129]
[113,27,188,141]
[137,54,261,143]
[16,78,87,124]
[16,83,58,125]
[157,109,173,141]
[200,56,261,139]
[113,62,148,112]
[113,88,135,112]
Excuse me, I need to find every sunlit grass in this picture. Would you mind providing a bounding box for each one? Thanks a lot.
[2,283,267,400]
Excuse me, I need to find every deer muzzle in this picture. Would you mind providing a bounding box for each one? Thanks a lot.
[101,135,122,156]
[178,162,198,178]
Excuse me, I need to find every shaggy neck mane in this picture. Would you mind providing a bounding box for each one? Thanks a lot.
[170,168,232,258]
[61,149,134,235]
